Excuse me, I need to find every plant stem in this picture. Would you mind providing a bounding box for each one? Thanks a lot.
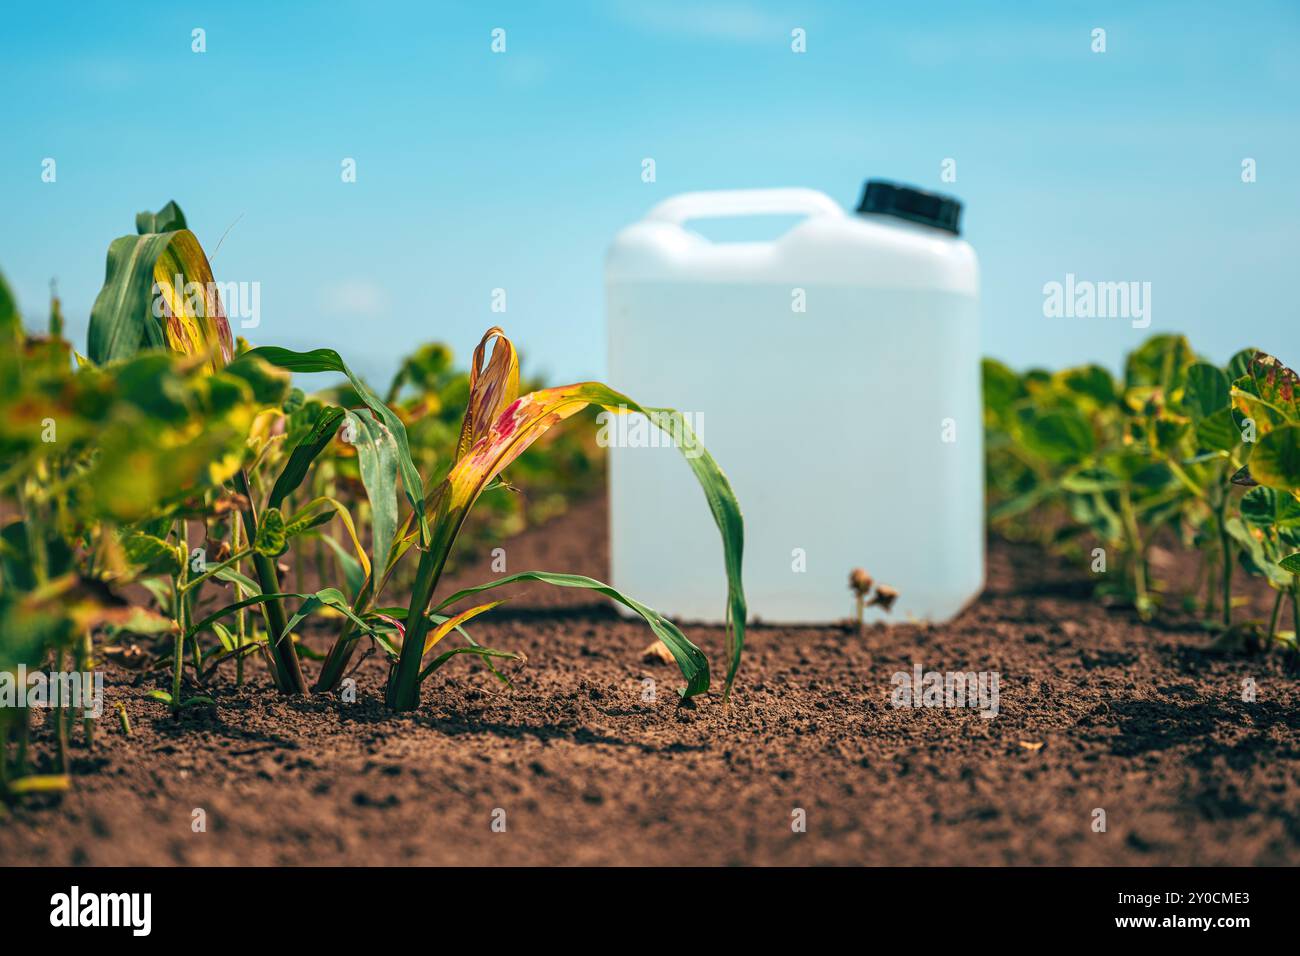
[79,630,94,748]
[178,547,254,594]
[313,578,372,693]
[387,538,453,711]
[231,516,247,687]
[1119,487,1149,615]
[1216,493,1232,630]
[233,469,305,694]
[171,519,187,712]
[1267,590,1283,644]
[54,648,69,775]
[16,709,30,776]
[1293,588,1300,645]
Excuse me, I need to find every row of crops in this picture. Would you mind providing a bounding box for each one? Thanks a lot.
[2,200,1296,803]
[1,202,747,799]
[984,337,1300,644]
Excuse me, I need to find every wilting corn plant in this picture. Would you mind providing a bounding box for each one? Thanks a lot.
[254,327,747,711]
[84,202,321,694]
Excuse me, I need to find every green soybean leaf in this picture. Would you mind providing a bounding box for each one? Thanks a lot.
[982,358,1025,418]
[1279,552,1300,574]
[1023,410,1094,464]
[1226,348,1258,382]
[254,508,288,556]
[1250,424,1300,491]
[122,533,184,576]
[1195,407,1242,452]
[1241,486,1300,529]
[1059,364,1117,406]
[1125,334,1194,393]
[1183,363,1230,420]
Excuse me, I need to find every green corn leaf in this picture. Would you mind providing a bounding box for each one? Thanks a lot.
[213,566,261,595]
[434,570,711,698]
[426,387,745,700]
[280,588,374,646]
[188,587,369,642]
[343,408,399,577]
[418,645,520,683]
[267,405,346,510]
[244,346,426,540]
[282,509,336,539]
[135,201,187,234]
[211,620,237,652]
[320,533,367,600]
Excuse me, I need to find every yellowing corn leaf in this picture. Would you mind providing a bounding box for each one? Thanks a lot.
[88,203,234,372]
[455,327,519,461]
[422,600,503,656]
[424,377,746,699]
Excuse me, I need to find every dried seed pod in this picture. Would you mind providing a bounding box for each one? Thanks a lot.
[204,539,232,564]
[848,568,873,596]
[868,584,899,613]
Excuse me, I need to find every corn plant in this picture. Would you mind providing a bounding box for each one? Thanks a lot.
[254,327,747,711]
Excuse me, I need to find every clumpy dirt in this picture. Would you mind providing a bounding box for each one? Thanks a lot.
[2,495,1299,866]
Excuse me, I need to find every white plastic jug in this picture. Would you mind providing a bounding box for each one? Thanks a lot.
[605,183,982,625]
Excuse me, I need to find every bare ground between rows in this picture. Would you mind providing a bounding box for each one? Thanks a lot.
[2,495,1299,866]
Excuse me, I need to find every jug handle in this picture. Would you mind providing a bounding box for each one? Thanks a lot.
[644,188,844,226]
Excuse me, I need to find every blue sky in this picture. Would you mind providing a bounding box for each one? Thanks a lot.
[2,0,1297,386]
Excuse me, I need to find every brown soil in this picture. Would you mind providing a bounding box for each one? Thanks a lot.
[2,495,1299,866]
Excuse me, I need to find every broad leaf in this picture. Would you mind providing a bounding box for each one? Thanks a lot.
[1250,424,1300,491]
